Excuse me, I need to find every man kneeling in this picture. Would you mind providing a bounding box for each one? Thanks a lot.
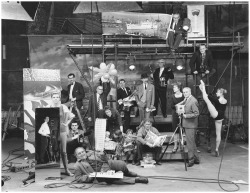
[74,147,148,185]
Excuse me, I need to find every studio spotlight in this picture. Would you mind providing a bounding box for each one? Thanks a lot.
[175,59,185,71]
[129,65,135,71]
[183,18,191,31]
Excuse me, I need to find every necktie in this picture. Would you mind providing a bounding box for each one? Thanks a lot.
[172,22,176,29]
[123,88,128,95]
[144,84,147,90]
[97,95,101,111]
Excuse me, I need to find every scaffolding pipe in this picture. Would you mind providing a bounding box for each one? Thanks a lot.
[67,42,243,49]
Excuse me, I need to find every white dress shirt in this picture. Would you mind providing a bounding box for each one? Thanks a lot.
[96,94,103,110]
[69,82,75,100]
[159,67,164,77]
[38,122,50,136]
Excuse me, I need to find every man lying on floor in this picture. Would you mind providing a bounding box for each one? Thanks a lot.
[74,147,148,185]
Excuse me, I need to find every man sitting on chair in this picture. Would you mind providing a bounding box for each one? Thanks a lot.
[135,119,162,166]
[167,11,185,53]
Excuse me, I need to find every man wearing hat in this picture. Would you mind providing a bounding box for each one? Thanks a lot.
[135,73,155,122]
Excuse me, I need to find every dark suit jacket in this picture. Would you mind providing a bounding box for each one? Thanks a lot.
[67,82,85,109]
[182,95,199,129]
[98,108,123,133]
[99,79,111,99]
[117,87,132,110]
[88,93,107,119]
[171,19,184,35]
[153,67,174,90]
[189,50,216,73]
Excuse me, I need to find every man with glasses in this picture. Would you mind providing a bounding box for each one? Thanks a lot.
[88,85,107,123]
[167,11,184,53]
[135,119,162,166]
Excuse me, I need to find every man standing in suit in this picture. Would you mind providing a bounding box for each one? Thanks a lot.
[167,11,184,53]
[67,73,85,112]
[135,73,155,122]
[153,59,174,118]
[117,79,132,133]
[38,116,50,164]
[181,87,200,167]
[88,85,107,123]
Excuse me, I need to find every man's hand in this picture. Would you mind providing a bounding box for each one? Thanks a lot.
[193,71,198,75]
[71,97,76,102]
[146,142,154,148]
[88,117,92,122]
[118,99,123,105]
[168,29,175,32]
[182,114,187,118]
[205,70,210,74]
[72,134,79,140]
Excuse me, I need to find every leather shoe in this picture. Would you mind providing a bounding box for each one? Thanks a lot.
[194,159,200,164]
[127,171,138,177]
[135,177,149,184]
[155,161,162,165]
[135,161,141,166]
[187,161,194,167]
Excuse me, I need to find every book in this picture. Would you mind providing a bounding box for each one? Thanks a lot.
[144,130,167,147]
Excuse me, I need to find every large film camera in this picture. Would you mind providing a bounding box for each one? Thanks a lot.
[176,104,185,115]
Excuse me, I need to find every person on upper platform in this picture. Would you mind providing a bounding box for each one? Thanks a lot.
[189,44,216,80]
[167,11,185,53]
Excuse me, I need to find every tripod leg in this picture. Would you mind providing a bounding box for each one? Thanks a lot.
[159,124,179,161]
[179,127,187,171]
[159,142,169,162]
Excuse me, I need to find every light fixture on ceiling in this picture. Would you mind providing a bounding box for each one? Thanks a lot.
[175,58,185,71]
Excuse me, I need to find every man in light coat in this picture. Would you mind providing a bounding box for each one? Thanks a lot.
[181,87,200,167]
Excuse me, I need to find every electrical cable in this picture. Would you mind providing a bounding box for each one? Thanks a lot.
[217,2,238,192]
[2,146,24,172]
[143,175,246,187]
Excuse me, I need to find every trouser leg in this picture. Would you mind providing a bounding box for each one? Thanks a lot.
[185,128,199,161]
[154,146,162,161]
[153,90,160,116]
[123,110,131,132]
[138,107,145,122]
[136,141,145,161]
[167,31,175,48]
[159,89,167,116]
[40,136,48,163]
[173,34,183,50]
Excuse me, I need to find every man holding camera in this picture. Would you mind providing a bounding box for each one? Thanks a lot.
[67,121,89,162]
[180,87,200,167]
[152,59,174,118]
